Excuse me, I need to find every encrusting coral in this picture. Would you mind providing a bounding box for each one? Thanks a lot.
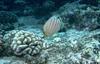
[3,30,43,56]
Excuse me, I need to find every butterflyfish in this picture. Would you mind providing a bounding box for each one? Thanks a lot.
[43,15,65,37]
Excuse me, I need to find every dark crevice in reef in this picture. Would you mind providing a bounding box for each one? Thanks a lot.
[79,0,98,6]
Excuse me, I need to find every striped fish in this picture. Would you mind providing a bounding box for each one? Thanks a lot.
[43,15,64,37]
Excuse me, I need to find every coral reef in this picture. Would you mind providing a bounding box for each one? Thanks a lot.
[2,30,49,64]
[0,0,77,18]
[2,28,100,64]
[0,51,49,64]
[0,35,3,55]
[3,30,43,56]
[54,3,100,31]
[79,0,98,6]
[0,11,18,24]
[0,11,18,34]
[42,29,100,64]
[0,1,100,64]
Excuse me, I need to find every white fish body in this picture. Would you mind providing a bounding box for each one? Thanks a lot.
[43,15,64,37]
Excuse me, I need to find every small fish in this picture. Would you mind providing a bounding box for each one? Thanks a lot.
[43,15,65,37]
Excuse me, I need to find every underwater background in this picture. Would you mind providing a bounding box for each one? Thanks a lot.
[0,0,100,64]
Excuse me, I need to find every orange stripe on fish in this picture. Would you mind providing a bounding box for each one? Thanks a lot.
[43,15,64,37]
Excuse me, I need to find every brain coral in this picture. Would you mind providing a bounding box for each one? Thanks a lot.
[3,30,43,56]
